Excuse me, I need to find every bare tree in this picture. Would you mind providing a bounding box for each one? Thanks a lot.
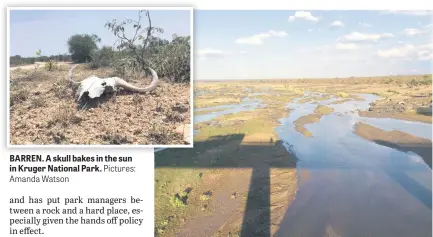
[105,10,163,74]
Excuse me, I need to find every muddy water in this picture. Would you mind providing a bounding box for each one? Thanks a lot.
[275,93,432,237]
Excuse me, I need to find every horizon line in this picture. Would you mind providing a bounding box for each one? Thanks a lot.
[195,73,432,81]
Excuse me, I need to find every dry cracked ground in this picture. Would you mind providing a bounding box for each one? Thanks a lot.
[9,63,191,145]
[155,74,432,237]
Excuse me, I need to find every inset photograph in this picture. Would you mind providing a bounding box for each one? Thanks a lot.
[8,7,193,146]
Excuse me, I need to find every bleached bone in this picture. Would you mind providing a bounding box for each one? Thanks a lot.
[67,64,159,101]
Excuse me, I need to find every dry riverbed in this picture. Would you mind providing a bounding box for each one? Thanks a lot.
[155,74,432,236]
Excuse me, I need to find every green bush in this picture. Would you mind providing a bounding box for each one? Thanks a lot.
[89,46,115,69]
[44,59,58,71]
[169,191,188,208]
[149,34,191,83]
[67,34,100,63]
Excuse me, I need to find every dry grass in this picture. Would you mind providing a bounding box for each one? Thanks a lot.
[9,64,191,145]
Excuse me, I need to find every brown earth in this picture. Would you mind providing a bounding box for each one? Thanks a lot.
[359,111,432,124]
[355,122,432,168]
[155,133,298,237]
[9,64,191,145]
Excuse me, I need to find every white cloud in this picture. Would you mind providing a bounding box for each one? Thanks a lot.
[330,21,344,28]
[197,48,231,59]
[335,43,358,50]
[385,10,432,16]
[377,43,432,60]
[307,29,313,33]
[377,45,415,58]
[235,30,288,45]
[339,32,394,42]
[238,51,248,55]
[358,22,372,27]
[288,11,319,22]
[268,30,288,37]
[402,28,423,36]
[401,24,432,36]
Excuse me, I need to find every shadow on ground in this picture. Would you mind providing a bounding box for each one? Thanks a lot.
[156,133,432,237]
[155,133,297,236]
[373,139,432,169]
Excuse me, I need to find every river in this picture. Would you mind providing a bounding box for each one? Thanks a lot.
[275,92,432,237]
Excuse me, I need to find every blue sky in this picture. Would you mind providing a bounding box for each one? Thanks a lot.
[10,10,432,79]
[195,10,433,79]
[10,9,191,57]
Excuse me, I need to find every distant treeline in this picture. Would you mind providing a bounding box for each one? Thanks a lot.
[10,54,72,66]
[10,10,191,83]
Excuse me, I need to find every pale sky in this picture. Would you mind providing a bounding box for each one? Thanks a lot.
[10,9,191,57]
[195,10,433,79]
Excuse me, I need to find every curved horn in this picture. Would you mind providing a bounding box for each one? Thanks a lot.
[67,65,81,85]
[113,67,159,93]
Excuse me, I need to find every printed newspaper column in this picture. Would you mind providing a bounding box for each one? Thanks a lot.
[4,149,154,237]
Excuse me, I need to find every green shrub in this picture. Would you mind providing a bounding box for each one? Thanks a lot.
[106,10,190,83]
[149,35,191,83]
[67,34,100,63]
[89,46,115,69]
[44,59,58,71]
[169,191,188,208]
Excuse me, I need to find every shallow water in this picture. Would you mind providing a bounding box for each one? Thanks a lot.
[155,95,263,153]
[359,116,432,140]
[194,96,263,124]
[275,93,432,237]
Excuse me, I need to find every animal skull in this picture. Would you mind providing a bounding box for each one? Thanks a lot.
[67,64,159,101]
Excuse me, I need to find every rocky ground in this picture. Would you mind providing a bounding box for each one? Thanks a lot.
[9,64,191,145]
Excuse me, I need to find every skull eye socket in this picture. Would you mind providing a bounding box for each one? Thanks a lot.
[101,82,107,86]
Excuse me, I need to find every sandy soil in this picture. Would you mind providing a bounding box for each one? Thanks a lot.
[359,111,432,124]
[294,105,334,137]
[355,122,432,169]
[10,62,73,72]
[9,64,191,145]
[155,133,298,237]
